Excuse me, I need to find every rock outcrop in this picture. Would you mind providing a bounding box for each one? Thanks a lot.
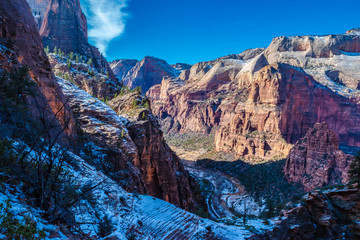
[58,77,195,210]
[109,93,194,209]
[250,189,360,240]
[49,53,121,99]
[27,0,116,81]
[0,0,75,139]
[148,32,360,161]
[110,59,138,80]
[111,56,180,93]
[285,122,352,191]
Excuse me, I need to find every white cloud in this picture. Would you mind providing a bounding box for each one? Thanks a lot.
[80,0,128,56]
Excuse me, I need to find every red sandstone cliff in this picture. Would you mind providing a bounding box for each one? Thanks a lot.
[0,0,75,139]
[27,0,116,81]
[148,33,360,161]
[285,122,352,191]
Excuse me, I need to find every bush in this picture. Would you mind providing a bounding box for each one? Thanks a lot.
[0,200,46,239]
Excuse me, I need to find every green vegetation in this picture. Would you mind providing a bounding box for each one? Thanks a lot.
[0,200,46,240]
[87,58,93,66]
[67,59,71,68]
[44,46,50,55]
[69,51,74,60]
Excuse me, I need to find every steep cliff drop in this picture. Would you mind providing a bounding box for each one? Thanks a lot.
[27,0,116,81]
[0,0,75,140]
[285,122,353,191]
[148,33,360,161]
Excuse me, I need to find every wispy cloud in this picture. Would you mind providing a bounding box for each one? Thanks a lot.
[80,0,128,56]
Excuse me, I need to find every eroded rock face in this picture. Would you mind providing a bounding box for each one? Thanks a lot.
[49,54,121,99]
[57,77,195,210]
[285,122,352,191]
[0,0,75,140]
[109,93,195,210]
[27,0,116,81]
[111,56,180,93]
[250,189,360,240]
[110,59,138,80]
[148,32,360,161]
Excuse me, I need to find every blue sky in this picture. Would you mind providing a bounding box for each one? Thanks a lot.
[81,0,360,64]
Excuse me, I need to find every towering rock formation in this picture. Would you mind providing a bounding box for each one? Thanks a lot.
[284,122,352,191]
[148,32,360,160]
[111,56,180,93]
[0,0,75,139]
[27,0,116,81]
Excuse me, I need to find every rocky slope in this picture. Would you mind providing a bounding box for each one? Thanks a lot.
[111,56,180,93]
[148,33,360,161]
[58,78,196,210]
[48,53,121,99]
[26,0,116,81]
[0,1,228,238]
[285,122,353,192]
[249,188,360,240]
[0,0,75,140]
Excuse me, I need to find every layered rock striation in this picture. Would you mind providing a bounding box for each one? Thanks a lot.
[148,32,360,160]
[27,0,116,81]
[0,0,75,140]
[285,122,352,191]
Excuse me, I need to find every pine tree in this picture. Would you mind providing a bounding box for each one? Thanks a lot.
[87,58,93,66]
[69,52,74,60]
[67,59,71,69]
[53,46,57,54]
[75,54,80,63]
[44,46,50,54]
[349,152,360,188]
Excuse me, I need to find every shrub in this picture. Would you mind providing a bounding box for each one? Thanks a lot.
[44,46,49,54]
[87,58,93,66]
[0,200,46,239]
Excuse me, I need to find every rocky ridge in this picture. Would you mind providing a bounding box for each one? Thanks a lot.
[111,56,180,93]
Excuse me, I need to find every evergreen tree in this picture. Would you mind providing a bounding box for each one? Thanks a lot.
[75,54,80,63]
[69,52,74,60]
[67,59,71,69]
[349,152,360,188]
[87,58,93,66]
[44,46,50,55]
[53,46,57,54]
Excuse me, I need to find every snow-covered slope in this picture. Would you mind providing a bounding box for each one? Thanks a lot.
[1,138,251,239]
